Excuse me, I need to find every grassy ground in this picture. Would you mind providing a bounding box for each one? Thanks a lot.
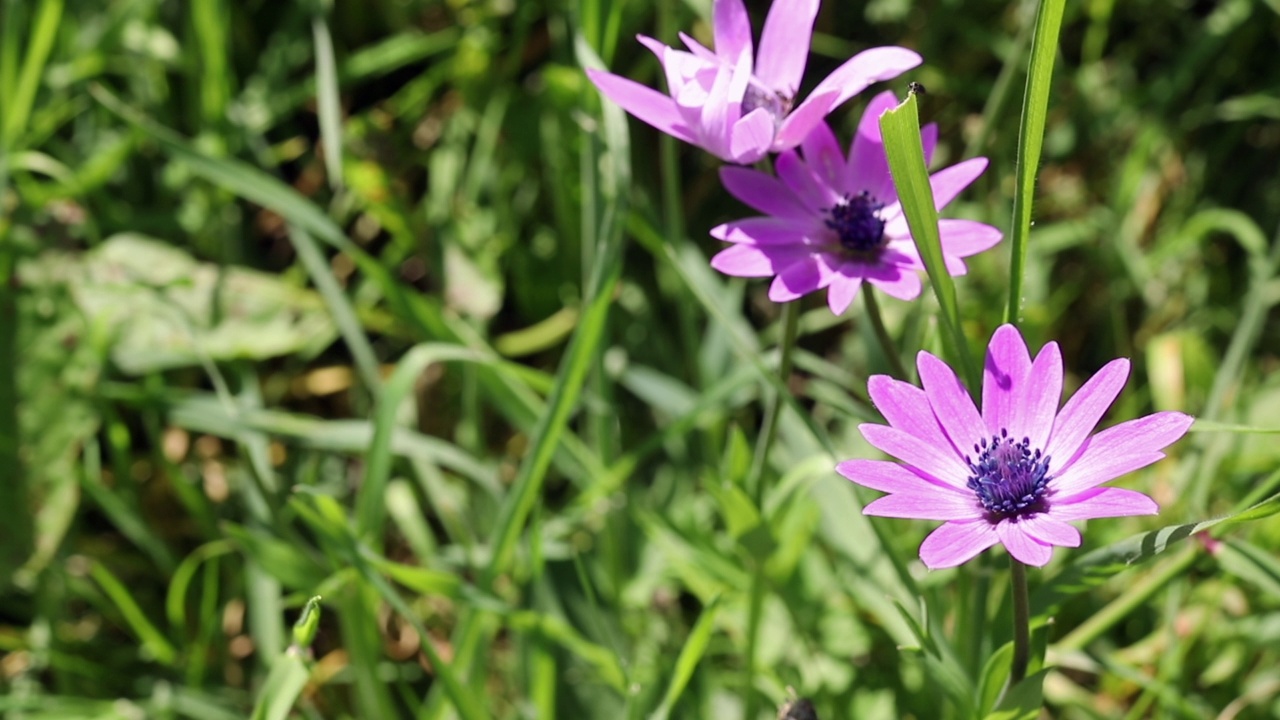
[2,0,1280,718]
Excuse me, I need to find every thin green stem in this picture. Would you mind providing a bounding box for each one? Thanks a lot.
[742,300,801,719]
[862,288,910,380]
[1009,557,1031,686]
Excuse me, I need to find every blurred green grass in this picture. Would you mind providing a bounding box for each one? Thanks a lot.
[1,0,1279,718]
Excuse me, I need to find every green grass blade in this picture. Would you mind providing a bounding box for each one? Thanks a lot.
[879,94,979,390]
[650,595,721,720]
[311,10,344,190]
[1004,0,1066,325]
[2,0,61,147]
[88,559,178,665]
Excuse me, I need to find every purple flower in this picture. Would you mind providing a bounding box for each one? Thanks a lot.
[709,91,1001,314]
[585,0,921,164]
[837,325,1194,569]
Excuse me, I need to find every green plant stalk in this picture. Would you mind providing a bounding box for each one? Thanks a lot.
[862,288,910,380]
[879,95,979,391]
[742,300,800,720]
[1054,547,1197,652]
[1004,0,1067,325]
[1010,557,1031,686]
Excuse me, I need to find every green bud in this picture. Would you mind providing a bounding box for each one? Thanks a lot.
[291,596,322,651]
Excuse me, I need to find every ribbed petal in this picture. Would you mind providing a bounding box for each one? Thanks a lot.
[719,167,810,220]
[997,522,1054,566]
[929,157,989,211]
[800,121,846,190]
[1044,358,1130,469]
[728,107,776,164]
[709,243,810,277]
[845,90,898,202]
[586,69,697,145]
[1020,342,1063,451]
[754,0,820,93]
[982,324,1032,437]
[867,375,955,460]
[710,217,809,244]
[864,491,981,520]
[1051,412,1193,495]
[773,88,841,151]
[826,270,863,315]
[919,520,1000,569]
[859,424,970,489]
[1050,487,1159,520]
[713,0,753,68]
[808,46,922,114]
[917,351,984,455]
[836,458,959,494]
[697,62,737,159]
[1020,514,1081,547]
[938,219,1003,257]
[776,148,840,211]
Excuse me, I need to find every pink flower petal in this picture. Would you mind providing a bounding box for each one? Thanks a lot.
[864,491,981,520]
[774,88,841,151]
[864,264,922,300]
[845,90,899,202]
[997,521,1054,566]
[698,60,741,159]
[710,217,810,244]
[1044,358,1130,469]
[1050,487,1159,520]
[800,122,846,190]
[836,458,960,494]
[919,520,1000,569]
[930,157,989,211]
[675,32,717,63]
[713,0,753,68]
[1050,412,1193,495]
[809,46,923,115]
[709,243,810,277]
[1018,342,1063,451]
[866,375,955,456]
[938,219,1003,257]
[826,271,863,315]
[768,256,826,301]
[1020,514,1081,547]
[776,149,839,211]
[922,122,938,167]
[754,0,820,94]
[982,324,1032,437]
[917,351,984,456]
[719,167,810,220]
[586,69,697,145]
[729,107,776,164]
[859,424,969,489]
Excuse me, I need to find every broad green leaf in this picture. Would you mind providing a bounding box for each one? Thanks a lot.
[984,669,1048,720]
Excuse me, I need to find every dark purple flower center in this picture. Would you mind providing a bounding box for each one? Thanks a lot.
[965,429,1052,520]
[742,84,793,126]
[825,191,887,256]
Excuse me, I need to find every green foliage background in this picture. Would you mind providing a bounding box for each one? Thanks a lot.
[2,0,1279,718]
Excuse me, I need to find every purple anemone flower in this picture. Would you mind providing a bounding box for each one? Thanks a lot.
[709,91,1001,314]
[585,0,921,164]
[837,324,1194,569]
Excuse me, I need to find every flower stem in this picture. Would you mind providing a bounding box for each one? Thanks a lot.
[742,300,801,719]
[1009,557,1031,686]
[862,287,910,380]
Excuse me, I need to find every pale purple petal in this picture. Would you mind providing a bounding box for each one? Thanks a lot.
[711,217,810,244]
[1018,342,1063,451]
[1044,358,1130,468]
[1050,487,1159,520]
[930,157,989,211]
[997,522,1054,566]
[710,243,811,277]
[754,0,820,94]
[1050,412,1194,494]
[864,491,981,520]
[982,324,1032,437]
[863,264,922,300]
[938,219,1003,257]
[859,424,970,489]
[826,271,862,315]
[676,32,718,63]
[919,521,1000,569]
[1020,514,1081,547]
[586,69,697,145]
[719,167,810,220]
[922,122,938,167]
[845,90,899,202]
[713,0,753,67]
[729,108,776,163]
[866,375,955,455]
[808,46,923,114]
[769,256,827,301]
[776,149,839,211]
[836,458,960,495]
[800,121,846,190]
[917,351,984,455]
[773,88,841,150]
[698,61,739,159]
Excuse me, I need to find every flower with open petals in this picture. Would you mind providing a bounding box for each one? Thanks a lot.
[585,0,921,164]
[837,325,1194,569]
[709,91,1001,314]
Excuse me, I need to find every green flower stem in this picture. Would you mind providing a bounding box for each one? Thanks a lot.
[1010,557,1031,686]
[862,287,910,380]
[743,300,801,719]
